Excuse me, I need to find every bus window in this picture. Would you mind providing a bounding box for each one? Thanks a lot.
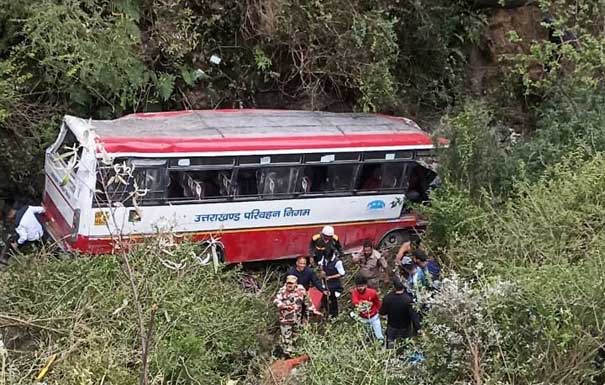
[356,162,409,192]
[95,159,167,206]
[96,162,134,206]
[257,167,299,196]
[131,159,166,202]
[235,168,258,197]
[168,170,232,201]
[405,162,438,203]
[48,125,83,196]
[298,164,356,193]
[234,166,299,198]
[54,128,83,172]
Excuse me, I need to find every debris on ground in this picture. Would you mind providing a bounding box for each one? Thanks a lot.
[262,355,310,385]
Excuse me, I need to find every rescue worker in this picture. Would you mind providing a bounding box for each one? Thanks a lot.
[352,239,388,289]
[286,256,329,295]
[399,256,418,296]
[309,225,343,266]
[319,247,345,318]
[274,275,322,356]
[394,234,422,267]
[7,204,46,251]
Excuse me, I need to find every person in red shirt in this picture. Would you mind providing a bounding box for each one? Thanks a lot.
[351,275,384,342]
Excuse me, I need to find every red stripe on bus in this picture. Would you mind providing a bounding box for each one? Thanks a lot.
[67,216,419,262]
[97,133,433,154]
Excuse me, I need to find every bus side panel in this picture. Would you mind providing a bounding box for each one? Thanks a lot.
[215,216,418,263]
[84,194,414,259]
[43,175,75,247]
[78,215,418,260]
[87,194,407,237]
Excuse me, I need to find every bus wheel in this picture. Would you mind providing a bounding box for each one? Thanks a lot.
[194,240,225,266]
[378,230,409,252]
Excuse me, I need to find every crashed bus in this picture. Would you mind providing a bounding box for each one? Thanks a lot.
[43,109,438,263]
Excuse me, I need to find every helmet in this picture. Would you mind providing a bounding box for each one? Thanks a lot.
[321,225,335,237]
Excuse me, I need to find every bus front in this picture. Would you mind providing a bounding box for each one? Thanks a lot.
[43,117,96,252]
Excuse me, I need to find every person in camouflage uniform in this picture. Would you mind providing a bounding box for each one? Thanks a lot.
[274,275,321,356]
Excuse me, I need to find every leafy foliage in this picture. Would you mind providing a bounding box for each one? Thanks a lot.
[437,101,516,199]
[19,1,152,116]
[0,244,276,384]
[512,84,605,179]
[442,153,605,270]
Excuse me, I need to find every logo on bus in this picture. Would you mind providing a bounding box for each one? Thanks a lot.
[367,200,386,211]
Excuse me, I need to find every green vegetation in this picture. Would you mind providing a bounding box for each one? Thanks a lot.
[0,0,482,197]
[0,245,276,384]
[2,0,605,384]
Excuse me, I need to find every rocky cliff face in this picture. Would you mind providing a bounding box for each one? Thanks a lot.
[465,2,547,129]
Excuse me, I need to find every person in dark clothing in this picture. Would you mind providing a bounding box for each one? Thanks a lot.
[286,256,329,294]
[319,247,345,318]
[379,277,421,349]
[309,225,344,266]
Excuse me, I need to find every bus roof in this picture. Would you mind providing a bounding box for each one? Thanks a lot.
[66,109,433,154]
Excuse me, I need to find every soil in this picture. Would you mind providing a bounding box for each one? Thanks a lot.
[465,4,547,130]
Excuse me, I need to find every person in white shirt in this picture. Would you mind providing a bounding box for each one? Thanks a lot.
[7,205,46,249]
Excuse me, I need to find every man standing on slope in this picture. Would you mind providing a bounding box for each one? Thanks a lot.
[351,275,384,343]
[352,239,388,289]
[274,275,322,357]
[380,277,421,349]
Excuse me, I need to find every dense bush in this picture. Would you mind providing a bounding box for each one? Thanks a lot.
[436,101,517,199]
[438,153,605,271]
[297,319,419,385]
[0,244,275,384]
[420,268,605,385]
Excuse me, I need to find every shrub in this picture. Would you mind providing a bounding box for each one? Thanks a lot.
[419,269,605,385]
[0,244,275,385]
[437,101,516,199]
[297,320,418,385]
[18,1,153,116]
[440,153,605,271]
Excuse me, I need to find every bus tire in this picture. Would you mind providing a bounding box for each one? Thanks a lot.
[377,230,410,252]
[195,240,225,265]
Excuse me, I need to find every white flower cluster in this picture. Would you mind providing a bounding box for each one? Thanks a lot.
[423,274,514,378]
